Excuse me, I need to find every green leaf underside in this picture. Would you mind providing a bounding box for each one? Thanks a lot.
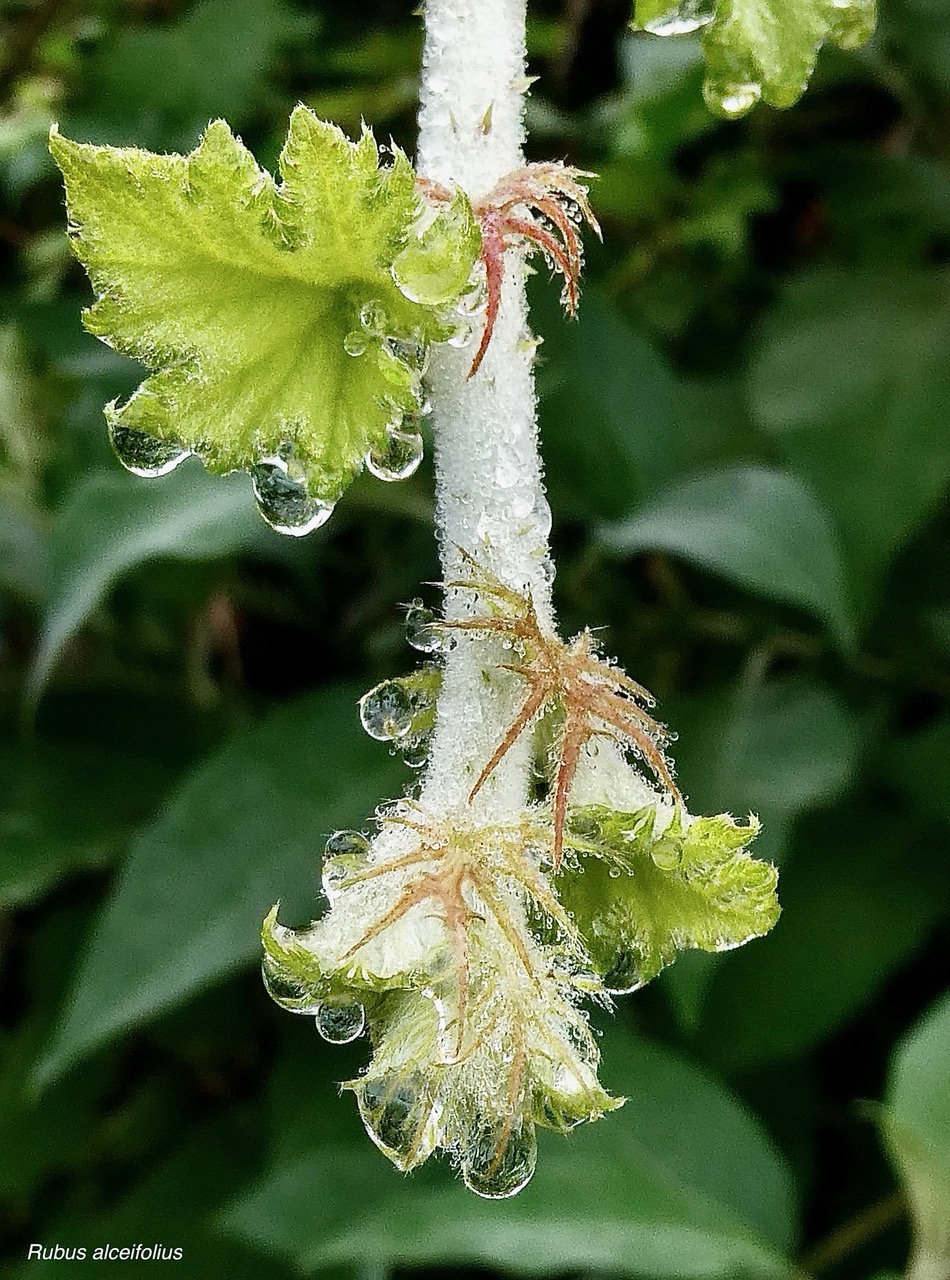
[49,110,479,504]
[634,0,876,117]
[561,807,779,988]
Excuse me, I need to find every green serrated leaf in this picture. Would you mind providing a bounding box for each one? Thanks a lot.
[49,109,479,509]
[634,0,876,117]
[560,806,779,991]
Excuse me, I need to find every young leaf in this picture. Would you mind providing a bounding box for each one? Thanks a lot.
[49,109,479,522]
[634,0,876,117]
[559,805,779,992]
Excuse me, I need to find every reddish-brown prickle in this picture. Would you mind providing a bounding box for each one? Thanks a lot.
[416,164,600,379]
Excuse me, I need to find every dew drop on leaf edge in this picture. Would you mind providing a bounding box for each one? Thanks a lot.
[251,458,334,537]
[359,680,414,741]
[641,0,715,35]
[405,599,442,654]
[109,423,191,478]
[315,999,366,1044]
[366,429,424,482]
[461,1116,538,1199]
[261,954,322,1015]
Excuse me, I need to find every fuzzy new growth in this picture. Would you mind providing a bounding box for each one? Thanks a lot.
[333,801,582,1064]
[419,163,600,377]
[442,552,684,868]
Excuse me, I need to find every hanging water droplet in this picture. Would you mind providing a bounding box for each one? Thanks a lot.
[321,831,371,899]
[462,1114,537,1199]
[109,423,191,478]
[251,458,334,537]
[608,865,622,879]
[261,953,322,1015]
[344,329,368,356]
[642,0,715,35]
[366,429,424,482]
[650,837,683,871]
[603,950,646,996]
[359,680,413,740]
[405,599,442,653]
[705,79,762,118]
[355,1075,440,1171]
[315,998,366,1044]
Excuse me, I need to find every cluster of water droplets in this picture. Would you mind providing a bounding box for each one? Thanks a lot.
[345,299,434,484]
[260,829,374,1043]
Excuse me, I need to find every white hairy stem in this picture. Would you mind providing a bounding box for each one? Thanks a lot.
[416,0,555,816]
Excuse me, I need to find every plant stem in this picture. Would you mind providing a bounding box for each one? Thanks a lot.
[416,0,555,816]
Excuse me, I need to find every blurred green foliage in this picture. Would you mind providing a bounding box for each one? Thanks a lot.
[1,0,949,1276]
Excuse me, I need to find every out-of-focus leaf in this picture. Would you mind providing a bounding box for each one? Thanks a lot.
[889,713,950,827]
[601,464,855,648]
[81,0,316,148]
[6,1116,277,1279]
[750,271,950,610]
[222,1030,796,1276]
[694,807,950,1068]
[27,464,267,701]
[536,288,757,519]
[670,677,861,854]
[0,322,42,487]
[0,498,47,604]
[881,992,950,1280]
[0,739,174,907]
[661,676,860,1025]
[33,685,405,1089]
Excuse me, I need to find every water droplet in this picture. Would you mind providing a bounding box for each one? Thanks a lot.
[321,852,369,900]
[359,680,413,740]
[355,1075,441,1171]
[261,953,322,1015]
[388,336,430,374]
[316,998,365,1043]
[344,329,368,356]
[402,740,429,769]
[608,865,622,879]
[462,1115,537,1199]
[705,79,762,118]
[568,811,602,842]
[650,837,683,871]
[366,429,424,482]
[603,950,646,996]
[405,599,442,653]
[325,830,370,860]
[446,320,474,348]
[642,0,715,34]
[251,458,334,536]
[360,300,387,334]
[109,423,190,478]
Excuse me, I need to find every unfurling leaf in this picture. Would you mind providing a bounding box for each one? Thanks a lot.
[262,804,620,1197]
[560,805,779,992]
[633,0,877,117]
[50,109,480,531]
